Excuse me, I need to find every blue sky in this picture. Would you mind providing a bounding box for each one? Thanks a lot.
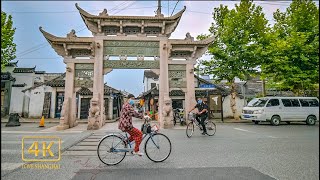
[2,1,319,96]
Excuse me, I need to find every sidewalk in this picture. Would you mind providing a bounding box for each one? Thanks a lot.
[1,117,119,123]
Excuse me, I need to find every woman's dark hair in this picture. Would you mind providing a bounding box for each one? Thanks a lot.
[127,94,135,99]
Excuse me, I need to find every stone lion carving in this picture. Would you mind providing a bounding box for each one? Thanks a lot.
[67,29,77,38]
[89,98,100,118]
[162,97,173,117]
[60,100,69,125]
[99,9,108,16]
[162,97,173,127]
[185,32,194,41]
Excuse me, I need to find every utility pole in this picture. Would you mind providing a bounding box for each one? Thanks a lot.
[156,0,162,16]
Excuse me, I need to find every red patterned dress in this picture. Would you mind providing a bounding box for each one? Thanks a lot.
[118,102,144,152]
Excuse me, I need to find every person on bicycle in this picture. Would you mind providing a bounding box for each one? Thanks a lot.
[118,94,144,156]
[188,97,209,135]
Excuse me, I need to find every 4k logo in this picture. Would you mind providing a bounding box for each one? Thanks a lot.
[22,136,61,162]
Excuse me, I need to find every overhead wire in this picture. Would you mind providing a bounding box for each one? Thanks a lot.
[171,0,180,16]
[15,2,139,59]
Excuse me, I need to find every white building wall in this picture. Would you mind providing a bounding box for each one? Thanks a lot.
[28,87,45,118]
[9,73,34,114]
[28,86,54,118]
[222,95,245,118]
[144,77,159,92]
[9,87,25,114]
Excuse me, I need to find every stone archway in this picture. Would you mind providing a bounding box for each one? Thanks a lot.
[40,3,214,130]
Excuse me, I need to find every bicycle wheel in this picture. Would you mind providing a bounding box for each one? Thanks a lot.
[97,134,127,165]
[205,121,216,136]
[186,122,194,138]
[144,133,172,162]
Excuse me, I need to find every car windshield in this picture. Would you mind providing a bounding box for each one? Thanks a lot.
[250,98,268,107]
[247,98,259,107]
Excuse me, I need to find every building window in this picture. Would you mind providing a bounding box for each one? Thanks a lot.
[151,83,156,89]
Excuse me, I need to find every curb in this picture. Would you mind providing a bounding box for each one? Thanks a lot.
[1,118,120,124]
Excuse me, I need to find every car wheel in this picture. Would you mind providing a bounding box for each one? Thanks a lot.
[271,116,281,126]
[254,121,259,124]
[306,116,316,126]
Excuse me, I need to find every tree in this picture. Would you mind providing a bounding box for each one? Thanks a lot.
[262,0,319,96]
[1,11,16,70]
[198,0,269,119]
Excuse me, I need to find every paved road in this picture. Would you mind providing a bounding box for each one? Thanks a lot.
[1,120,319,180]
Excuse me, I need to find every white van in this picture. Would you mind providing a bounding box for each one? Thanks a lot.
[241,97,319,126]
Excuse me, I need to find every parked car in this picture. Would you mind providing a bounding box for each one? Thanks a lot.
[241,97,319,126]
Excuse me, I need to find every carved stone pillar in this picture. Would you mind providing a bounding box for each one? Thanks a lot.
[57,62,77,130]
[159,41,173,129]
[88,40,104,130]
[185,63,197,122]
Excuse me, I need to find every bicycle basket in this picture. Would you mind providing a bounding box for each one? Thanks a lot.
[141,123,152,134]
[188,113,195,120]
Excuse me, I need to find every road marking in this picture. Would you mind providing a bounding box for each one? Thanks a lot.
[233,128,278,138]
[1,163,25,171]
[233,128,256,133]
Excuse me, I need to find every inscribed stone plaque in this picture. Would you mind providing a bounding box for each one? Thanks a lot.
[169,80,187,88]
[168,65,186,71]
[104,40,159,56]
[75,63,94,70]
[74,79,93,88]
[103,60,160,69]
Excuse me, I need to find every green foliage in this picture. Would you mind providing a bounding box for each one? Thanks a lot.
[262,0,319,95]
[198,0,269,85]
[1,11,16,70]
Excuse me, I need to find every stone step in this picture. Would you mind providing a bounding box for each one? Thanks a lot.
[68,146,97,151]
[62,151,96,156]
[82,139,100,142]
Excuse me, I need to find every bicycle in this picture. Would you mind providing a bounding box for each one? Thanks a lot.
[173,108,186,126]
[97,124,172,165]
[186,112,216,138]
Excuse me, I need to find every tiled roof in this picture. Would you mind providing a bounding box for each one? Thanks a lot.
[141,88,223,97]
[46,80,65,87]
[5,61,18,67]
[77,87,92,95]
[22,73,66,92]
[35,71,46,74]
[144,70,159,79]
[13,67,35,73]
[76,85,123,95]
[12,83,26,87]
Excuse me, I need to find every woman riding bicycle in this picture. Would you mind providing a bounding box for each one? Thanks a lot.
[188,97,209,135]
[118,94,144,156]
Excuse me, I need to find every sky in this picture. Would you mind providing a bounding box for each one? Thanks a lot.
[2,1,319,96]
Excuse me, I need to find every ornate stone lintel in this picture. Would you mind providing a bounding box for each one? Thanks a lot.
[137,55,144,61]
[119,55,127,60]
